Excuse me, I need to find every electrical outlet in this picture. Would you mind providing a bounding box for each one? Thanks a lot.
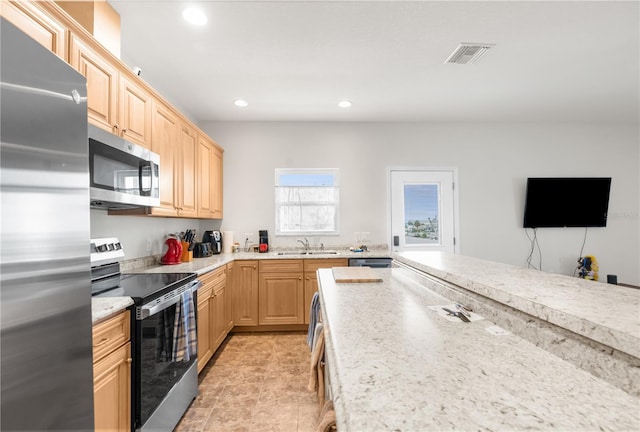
[244,232,254,244]
[146,239,152,252]
[361,232,370,243]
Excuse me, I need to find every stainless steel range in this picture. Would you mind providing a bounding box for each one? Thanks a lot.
[91,238,200,431]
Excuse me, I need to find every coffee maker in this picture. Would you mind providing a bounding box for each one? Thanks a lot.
[259,230,269,253]
[203,230,222,254]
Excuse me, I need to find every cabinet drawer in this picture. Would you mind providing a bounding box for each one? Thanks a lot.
[260,259,304,273]
[93,310,130,363]
[200,266,226,287]
[303,258,349,273]
[198,284,213,306]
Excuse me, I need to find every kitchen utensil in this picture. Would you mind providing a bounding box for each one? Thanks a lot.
[160,236,182,265]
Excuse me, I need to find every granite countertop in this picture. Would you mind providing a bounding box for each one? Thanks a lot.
[317,266,640,431]
[133,248,390,276]
[91,297,134,324]
[393,251,640,358]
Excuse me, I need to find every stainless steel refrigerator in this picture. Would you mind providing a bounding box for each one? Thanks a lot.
[1,18,95,431]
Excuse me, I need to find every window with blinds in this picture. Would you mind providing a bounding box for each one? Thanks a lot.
[275,168,340,235]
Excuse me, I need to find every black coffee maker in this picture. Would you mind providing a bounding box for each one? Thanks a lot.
[259,230,269,253]
[203,230,222,254]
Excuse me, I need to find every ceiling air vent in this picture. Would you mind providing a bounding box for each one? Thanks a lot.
[445,43,495,64]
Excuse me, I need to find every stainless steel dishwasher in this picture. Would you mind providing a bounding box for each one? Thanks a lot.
[348,257,393,268]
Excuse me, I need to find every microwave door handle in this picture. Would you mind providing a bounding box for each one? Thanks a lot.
[139,161,152,197]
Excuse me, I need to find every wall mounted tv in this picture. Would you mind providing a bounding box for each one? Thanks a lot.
[523,177,612,228]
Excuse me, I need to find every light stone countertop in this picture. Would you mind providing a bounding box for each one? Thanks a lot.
[91,297,134,324]
[132,248,390,276]
[317,266,640,432]
[393,251,640,358]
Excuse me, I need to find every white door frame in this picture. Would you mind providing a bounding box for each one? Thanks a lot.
[386,167,460,254]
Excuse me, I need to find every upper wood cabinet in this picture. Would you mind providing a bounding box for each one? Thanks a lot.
[177,124,198,218]
[70,33,118,132]
[118,74,152,148]
[197,135,224,219]
[150,99,179,217]
[69,32,151,149]
[1,1,68,60]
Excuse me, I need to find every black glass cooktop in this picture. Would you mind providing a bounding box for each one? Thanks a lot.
[92,272,196,304]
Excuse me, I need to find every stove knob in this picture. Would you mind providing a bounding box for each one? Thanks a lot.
[114,242,122,250]
[97,244,107,252]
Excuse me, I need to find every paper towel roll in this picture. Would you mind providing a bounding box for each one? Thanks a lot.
[223,231,233,253]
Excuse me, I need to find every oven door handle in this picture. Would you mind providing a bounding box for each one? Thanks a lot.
[136,280,201,320]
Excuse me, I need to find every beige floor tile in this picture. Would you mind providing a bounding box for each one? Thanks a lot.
[178,332,319,432]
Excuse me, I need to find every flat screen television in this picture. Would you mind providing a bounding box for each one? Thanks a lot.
[523,177,612,228]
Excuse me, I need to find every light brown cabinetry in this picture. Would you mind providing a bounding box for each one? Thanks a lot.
[70,33,118,133]
[196,283,213,373]
[197,266,230,373]
[118,73,152,148]
[92,310,131,432]
[303,258,348,324]
[1,1,68,59]
[259,260,305,325]
[196,135,224,219]
[231,260,259,326]
[69,33,151,149]
[177,124,198,218]
[150,99,180,216]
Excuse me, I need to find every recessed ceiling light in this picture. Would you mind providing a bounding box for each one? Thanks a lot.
[234,99,248,107]
[338,100,352,108]
[182,7,207,26]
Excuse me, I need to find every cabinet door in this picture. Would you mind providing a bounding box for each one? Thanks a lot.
[93,342,131,432]
[196,135,214,218]
[232,261,259,326]
[304,273,319,325]
[70,34,118,133]
[118,74,152,149]
[224,264,234,331]
[177,125,198,218]
[150,100,179,216]
[259,272,304,325]
[1,1,67,59]
[213,285,226,350]
[197,286,213,374]
[212,146,224,218]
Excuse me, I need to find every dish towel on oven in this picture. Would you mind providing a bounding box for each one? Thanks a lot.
[307,291,321,350]
[172,289,197,362]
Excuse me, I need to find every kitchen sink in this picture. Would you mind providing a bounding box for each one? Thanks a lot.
[306,250,340,255]
[275,250,340,256]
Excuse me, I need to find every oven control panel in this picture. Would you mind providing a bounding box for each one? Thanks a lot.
[90,237,125,265]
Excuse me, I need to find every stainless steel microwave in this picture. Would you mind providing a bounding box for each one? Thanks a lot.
[88,124,160,209]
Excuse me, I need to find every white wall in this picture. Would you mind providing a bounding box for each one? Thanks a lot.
[90,210,221,259]
[201,121,639,284]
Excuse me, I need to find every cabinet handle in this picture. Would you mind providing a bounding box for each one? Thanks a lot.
[306,277,310,281]
[122,128,127,134]
[94,337,110,347]
[299,277,302,280]
[126,358,133,364]
[253,265,257,269]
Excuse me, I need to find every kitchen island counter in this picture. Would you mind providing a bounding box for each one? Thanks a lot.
[317,262,640,431]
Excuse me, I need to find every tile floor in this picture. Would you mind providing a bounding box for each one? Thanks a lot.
[174,332,320,432]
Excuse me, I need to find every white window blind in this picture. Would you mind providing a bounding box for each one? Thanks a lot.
[275,169,340,235]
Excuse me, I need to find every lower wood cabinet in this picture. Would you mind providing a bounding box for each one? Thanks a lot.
[92,310,131,432]
[259,260,305,325]
[197,265,231,373]
[231,260,259,326]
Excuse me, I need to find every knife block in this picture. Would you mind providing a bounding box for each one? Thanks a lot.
[181,241,192,262]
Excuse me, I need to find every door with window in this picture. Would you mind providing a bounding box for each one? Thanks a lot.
[390,170,457,253]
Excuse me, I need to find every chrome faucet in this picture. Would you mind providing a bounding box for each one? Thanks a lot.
[297,238,310,251]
